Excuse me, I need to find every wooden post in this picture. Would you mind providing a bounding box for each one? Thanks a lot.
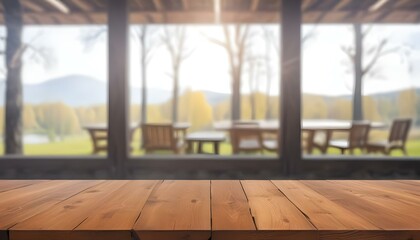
[280,0,302,176]
[108,0,129,178]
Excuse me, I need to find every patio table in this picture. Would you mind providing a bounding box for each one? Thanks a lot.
[2,180,419,240]
[186,131,226,154]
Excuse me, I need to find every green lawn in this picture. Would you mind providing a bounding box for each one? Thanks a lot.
[0,135,418,157]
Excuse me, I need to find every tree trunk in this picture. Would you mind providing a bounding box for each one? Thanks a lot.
[265,67,272,120]
[248,62,256,120]
[231,68,241,121]
[172,67,179,122]
[3,0,23,154]
[140,34,147,124]
[353,23,363,121]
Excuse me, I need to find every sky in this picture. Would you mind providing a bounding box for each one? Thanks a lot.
[1,24,420,96]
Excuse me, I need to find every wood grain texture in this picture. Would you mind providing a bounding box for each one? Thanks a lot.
[272,180,378,230]
[76,180,159,230]
[211,180,256,231]
[241,181,314,230]
[302,180,420,230]
[2,180,420,240]
[320,180,420,228]
[10,181,128,240]
[0,180,102,230]
[0,180,46,193]
[134,180,211,240]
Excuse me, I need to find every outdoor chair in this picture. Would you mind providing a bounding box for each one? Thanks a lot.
[142,124,186,154]
[366,118,412,156]
[230,123,264,154]
[328,122,371,155]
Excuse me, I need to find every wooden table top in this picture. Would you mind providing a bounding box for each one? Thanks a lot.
[214,120,386,131]
[186,132,226,142]
[1,180,419,240]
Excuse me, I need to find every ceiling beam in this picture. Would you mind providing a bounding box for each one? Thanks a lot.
[374,0,396,22]
[332,0,351,11]
[153,0,164,11]
[182,0,190,10]
[302,0,316,11]
[21,1,45,12]
[44,0,70,13]
[70,0,93,11]
[250,0,259,11]
[369,0,390,12]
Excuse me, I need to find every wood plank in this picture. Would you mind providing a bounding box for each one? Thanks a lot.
[349,180,420,206]
[0,180,102,228]
[10,181,128,240]
[323,180,420,224]
[272,180,378,230]
[134,180,211,240]
[362,180,420,197]
[211,180,255,240]
[302,180,420,230]
[238,181,316,240]
[76,180,159,230]
[0,180,102,240]
[0,180,46,193]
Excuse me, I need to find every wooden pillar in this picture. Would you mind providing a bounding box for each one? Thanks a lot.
[280,0,302,176]
[108,0,129,178]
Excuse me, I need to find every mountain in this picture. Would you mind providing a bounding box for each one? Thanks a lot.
[0,74,418,107]
[0,75,172,106]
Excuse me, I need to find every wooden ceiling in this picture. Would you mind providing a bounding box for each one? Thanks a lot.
[1,0,420,25]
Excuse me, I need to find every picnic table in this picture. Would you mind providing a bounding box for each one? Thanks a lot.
[83,122,191,154]
[186,131,226,154]
[2,180,419,240]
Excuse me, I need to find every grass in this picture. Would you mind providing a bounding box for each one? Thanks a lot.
[0,135,419,157]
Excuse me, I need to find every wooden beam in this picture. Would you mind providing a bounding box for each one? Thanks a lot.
[332,0,351,11]
[250,0,259,11]
[21,1,45,12]
[70,0,93,11]
[44,0,70,13]
[369,0,390,12]
[302,0,315,11]
[281,0,302,175]
[153,0,164,11]
[374,0,397,22]
[182,0,190,10]
[108,0,129,179]
[7,9,420,25]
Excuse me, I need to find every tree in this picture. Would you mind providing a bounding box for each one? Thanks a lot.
[161,26,193,123]
[261,25,316,120]
[341,24,400,121]
[208,25,252,121]
[246,52,264,120]
[133,23,158,124]
[1,0,53,154]
[2,0,23,154]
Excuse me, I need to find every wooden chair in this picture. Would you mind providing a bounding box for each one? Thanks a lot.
[230,123,264,154]
[87,129,108,154]
[328,122,371,155]
[142,124,186,154]
[367,119,412,155]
